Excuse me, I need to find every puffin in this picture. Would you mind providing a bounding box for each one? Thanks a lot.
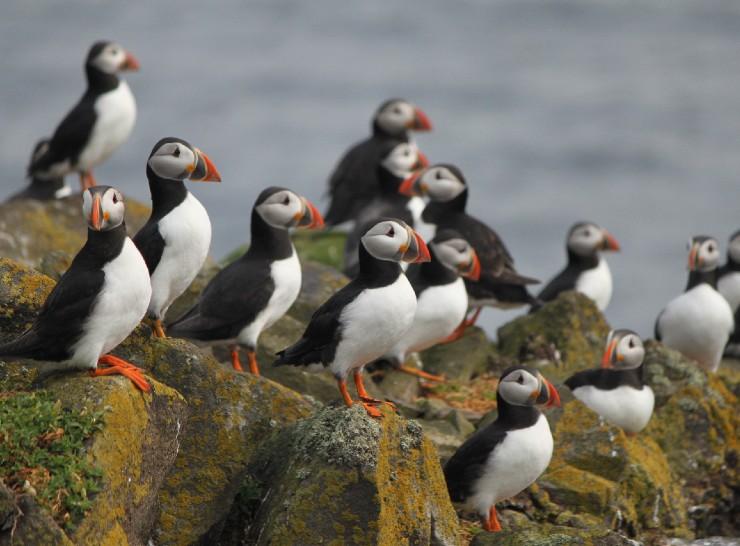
[565,329,654,435]
[0,186,151,391]
[655,236,734,372]
[167,187,324,375]
[324,99,432,226]
[399,164,540,333]
[28,41,139,191]
[342,140,429,277]
[133,137,221,339]
[717,230,740,357]
[443,366,560,532]
[378,229,480,381]
[274,219,431,418]
[7,139,71,201]
[537,221,620,311]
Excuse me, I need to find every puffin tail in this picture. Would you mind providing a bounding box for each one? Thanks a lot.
[273,338,321,367]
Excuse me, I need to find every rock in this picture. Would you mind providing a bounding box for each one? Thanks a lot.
[245,405,462,545]
[0,484,73,546]
[642,340,708,408]
[469,522,637,546]
[497,291,609,381]
[0,258,55,339]
[418,410,475,461]
[292,230,347,272]
[421,327,500,382]
[288,260,348,323]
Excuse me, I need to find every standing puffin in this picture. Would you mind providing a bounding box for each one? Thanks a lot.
[28,41,139,191]
[8,139,71,202]
[274,219,431,418]
[379,229,480,381]
[0,186,151,391]
[537,221,620,311]
[133,137,221,338]
[565,329,654,434]
[399,164,539,331]
[444,367,560,532]
[167,187,324,375]
[718,230,740,357]
[655,236,734,372]
[342,141,428,277]
[324,99,432,226]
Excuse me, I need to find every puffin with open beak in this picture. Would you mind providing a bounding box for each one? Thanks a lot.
[655,236,734,372]
[324,99,432,227]
[133,137,221,339]
[565,329,654,434]
[444,367,559,532]
[376,229,480,381]
[168,187,324,375]
[275,219,430,418]
[28,41,139,192]
[0,186,152,391]
[536,221,620,311]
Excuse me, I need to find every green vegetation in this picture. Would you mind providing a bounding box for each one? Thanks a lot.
[220,231,347,270]
[0,391,105,530]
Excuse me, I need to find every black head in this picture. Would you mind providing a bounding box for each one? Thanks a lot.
[429,229,480,280]
[82,185,125,231]
[398,163,467,206]
[377,141,428,190]
[687,235,720,272]
[253,186,324,230]
[727,230,740,265]
[497,366,560,408]
[600,329,645,370]
[361,218,431,264]
[147,137,221,183]
[566,221,620,257]
[373,98,432,136]
[85,40,139,74]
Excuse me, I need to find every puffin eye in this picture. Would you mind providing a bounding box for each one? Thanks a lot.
[516,374,524,384]
[112,193,118,204]
[282,195,290,205]
[173,147,181,158]
[393,107,402,114]
[707,244,715,252]
[435,170,443,180]
[111,48,119,55]
[628,338,634,349]
[386,226,395,238]
[583,229,591,237]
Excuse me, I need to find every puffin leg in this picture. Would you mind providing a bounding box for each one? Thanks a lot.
[152,319,166,339]
[353,369,396,411]
[80,171,97,190]
[92,355,151,392]
[247,350,260,376]
[441,307,482,345]
[397,364,445,382]
[337,378,354,407]
[482,506,502,532]
[230,346,243,372]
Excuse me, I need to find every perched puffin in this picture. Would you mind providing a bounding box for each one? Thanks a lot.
[444,367,560,532]
[399,164,539,330]
[0,186,151,391]
[537,222,620,311]
[377,229,480,381]
[717,230,740,357]
[565,329,653,434]
[28,41,139,191]
[342,141,428,277]
[167,187,324,375]
[8,139,71,201]
[274,219,431,418]
[133,137,221,338]
[324,99,432,226]
[655,236,734,372]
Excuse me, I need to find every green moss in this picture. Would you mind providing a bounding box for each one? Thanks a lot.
[0,391,105,530]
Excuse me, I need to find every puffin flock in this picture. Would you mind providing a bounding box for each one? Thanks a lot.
[1,41,737,534]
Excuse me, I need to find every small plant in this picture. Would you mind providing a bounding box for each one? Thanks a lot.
[0,391,105,530]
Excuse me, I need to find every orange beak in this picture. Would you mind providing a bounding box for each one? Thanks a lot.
[400,228,431,263]
[296,197,325,229]
[687,244,700,271]
[399,171,422,197]
[121,52,140,71]
[461,250,481,281]
[601,231,620,251]
[534,375,561,407]
[601,338,618,368]
[190,149,222,182]
[416,150,430,169]
[409,107,432,131]
[544,379,561,408]
[90,193,103,231]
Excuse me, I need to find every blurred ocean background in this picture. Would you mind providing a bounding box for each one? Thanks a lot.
[1,0,739,340]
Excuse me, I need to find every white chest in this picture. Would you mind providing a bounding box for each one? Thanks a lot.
[573,384,654,433]
[575,257,612,311]
[718,271,740,312]
[149,192,212,317]
[78,81,137,170]
[406,197,435,242]
[468,414,553,515]
[331,274,417,376]
[72,238,151,367]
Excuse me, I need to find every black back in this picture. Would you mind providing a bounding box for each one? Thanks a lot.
[0,224,127,361]
[406,246,459,297]
[538,250,599,303]
[564,365,645,392]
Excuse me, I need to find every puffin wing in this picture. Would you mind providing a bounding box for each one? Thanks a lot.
[443,423,507,503]
[537,266,577,302]
[133,220,166,274]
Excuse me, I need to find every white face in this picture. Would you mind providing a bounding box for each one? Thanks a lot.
[431,237,475,274]
[255,189,305,229]
[603,329,644,369]
[567,223,604,256]
[82,186,125,231]
[417,166,466,202]
[375,100,415,134]
[689,237,720,271]
[89,42,129,74]
[728,233,740,263]
[148,141,197,180]
[361,219,413,262]
[497,368,541,406]
[381,143,421,178]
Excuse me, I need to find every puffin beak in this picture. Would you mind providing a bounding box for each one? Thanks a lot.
[601,338,618,368]
[399,227,431,263]
[398,171,423,197]
[408,107,433,131]
[415,150,430,169]
[535,375,561,407]
[90,193,103,231]
[600,230,620,251]
[295,197,325,229]
[460,250,481,281]
[120,51,140,71]
[687,243,701,271]
[189,149,222,182]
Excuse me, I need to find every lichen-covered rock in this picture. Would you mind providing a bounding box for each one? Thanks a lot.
[245,405,462,545]
[469,521,637,546]
[497,291,609,380]
[0,258,55,339]
[0,484,74,546]
[421,327,501,382]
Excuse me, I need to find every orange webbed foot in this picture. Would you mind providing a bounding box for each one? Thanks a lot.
[398,364,445,382]
[92,355,151,392]
[361,402,383,419]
